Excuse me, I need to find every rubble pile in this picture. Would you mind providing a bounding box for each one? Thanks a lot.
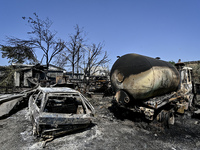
[0,96,200,150]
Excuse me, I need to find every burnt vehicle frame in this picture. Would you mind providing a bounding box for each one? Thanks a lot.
[28,86,95,138]
[110,53,194,124]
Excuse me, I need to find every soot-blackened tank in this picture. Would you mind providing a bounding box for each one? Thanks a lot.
[110,53,180,101]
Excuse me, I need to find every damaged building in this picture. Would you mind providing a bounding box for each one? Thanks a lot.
[13,64,66,87]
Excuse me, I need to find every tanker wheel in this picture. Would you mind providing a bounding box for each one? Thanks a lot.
[161,111,170,128]
[157,110,174,128]
[168,111,175,125]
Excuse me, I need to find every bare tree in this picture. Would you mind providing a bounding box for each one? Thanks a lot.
[83,42,110,77]
[53,25,110,78]
[54,25,85,76]
[1,13,65,69]
[53,52,68,68]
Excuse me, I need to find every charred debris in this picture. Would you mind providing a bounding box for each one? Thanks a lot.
[110,54,200,123]
[28,86,95,147]
[1,54,200,146]
[0,63,110,145]
[0,63,111,94]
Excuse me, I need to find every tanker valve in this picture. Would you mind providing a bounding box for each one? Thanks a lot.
[115,90,130,105]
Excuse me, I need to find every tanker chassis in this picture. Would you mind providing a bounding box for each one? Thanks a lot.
[110,53,194,125]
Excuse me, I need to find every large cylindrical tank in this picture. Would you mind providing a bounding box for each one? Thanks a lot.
[110,53,180,101]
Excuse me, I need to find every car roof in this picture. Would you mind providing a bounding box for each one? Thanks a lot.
[38,86,78,93]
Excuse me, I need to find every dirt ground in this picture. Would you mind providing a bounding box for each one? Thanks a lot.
[0,96,200,150]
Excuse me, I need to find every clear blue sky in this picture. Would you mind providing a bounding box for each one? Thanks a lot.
[0,0,200,68]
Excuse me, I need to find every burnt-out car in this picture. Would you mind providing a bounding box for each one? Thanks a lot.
[28,86,95,138]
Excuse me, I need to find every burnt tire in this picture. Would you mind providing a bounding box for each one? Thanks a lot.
[168,112,175,125]
[157,110,174,128]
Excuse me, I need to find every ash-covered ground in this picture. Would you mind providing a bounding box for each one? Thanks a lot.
[0,96,200,150]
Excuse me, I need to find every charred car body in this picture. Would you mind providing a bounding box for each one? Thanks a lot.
[29,86,95,138]
[110,53,194,124]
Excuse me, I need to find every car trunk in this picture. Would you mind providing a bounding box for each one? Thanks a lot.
[37,112,91,138]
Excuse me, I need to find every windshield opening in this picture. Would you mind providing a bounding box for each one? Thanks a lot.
[44,93,85,114]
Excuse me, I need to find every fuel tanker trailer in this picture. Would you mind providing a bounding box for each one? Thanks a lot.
[110,53,194,123]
